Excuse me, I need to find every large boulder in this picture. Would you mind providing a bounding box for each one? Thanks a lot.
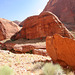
[46,34,75,69]
[43,0,75,25]
[0,18,21,40]
[11,12,74,40]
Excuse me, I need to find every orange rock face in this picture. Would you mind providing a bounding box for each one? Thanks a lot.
[46,34,75,69]
[11,12,74,40]
[0,18,21,40]
[43,0,75,25]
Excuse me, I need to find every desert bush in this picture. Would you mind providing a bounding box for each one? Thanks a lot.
[67,72,74,75]
[2,47,7,50]
[11,39,15,41]
[26,50,33,54]
[32,62,44,71]
[42,63,64,75]
[0,65,14,75]
[64,68,74,75]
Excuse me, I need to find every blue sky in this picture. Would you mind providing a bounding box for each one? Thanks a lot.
[0,0,49,21]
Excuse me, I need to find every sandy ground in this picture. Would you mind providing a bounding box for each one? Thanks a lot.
[0,50,51,75]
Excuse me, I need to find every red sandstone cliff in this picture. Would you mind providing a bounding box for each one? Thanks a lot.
[43,0,75,25]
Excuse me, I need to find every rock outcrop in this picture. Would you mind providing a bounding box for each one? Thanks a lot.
[11,12,74,40]
[0,18,21,40]
[1,42,47,56]
[43,0,75,25]
[46,34,75,69]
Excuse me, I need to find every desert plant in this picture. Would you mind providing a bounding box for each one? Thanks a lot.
[26,50,33,54]
[29,50,33,54]
[64,68,74,75]
[0,65,14,75]
[31,62,45,71]
[11,39,15,41]
[42,63,64,75]
[2,47,7,50]
[67,72,74,75]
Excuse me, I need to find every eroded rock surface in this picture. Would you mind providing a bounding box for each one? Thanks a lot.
[43,0,75,24]
[11,12,74,40]
[46,34,75,69]
[0,18,21,40]
[1,39,47,56]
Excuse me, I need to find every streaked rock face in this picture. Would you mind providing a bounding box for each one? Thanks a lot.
[43,0,75,24]
[0,18,21,40]
[11,12,74,40]
[46,34,75,69]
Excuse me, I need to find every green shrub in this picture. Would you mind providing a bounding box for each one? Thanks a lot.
[0,65,14,75]
[42,63,64,75]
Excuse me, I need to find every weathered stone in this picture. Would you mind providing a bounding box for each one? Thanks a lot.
[43,0,75,25]
[1,41,47,56]
[0,18,21,40]
[11,12,74,40]
[14,44,35,53]
[1,43,15,50]
[46,34,75,69]
[33,49,48,56]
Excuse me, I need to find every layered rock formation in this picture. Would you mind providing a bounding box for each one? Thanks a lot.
[11,12,74,40]
[46,34,75,69]
[0,18,21,40]
[1,41,47,56]
[43,0,75,25]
